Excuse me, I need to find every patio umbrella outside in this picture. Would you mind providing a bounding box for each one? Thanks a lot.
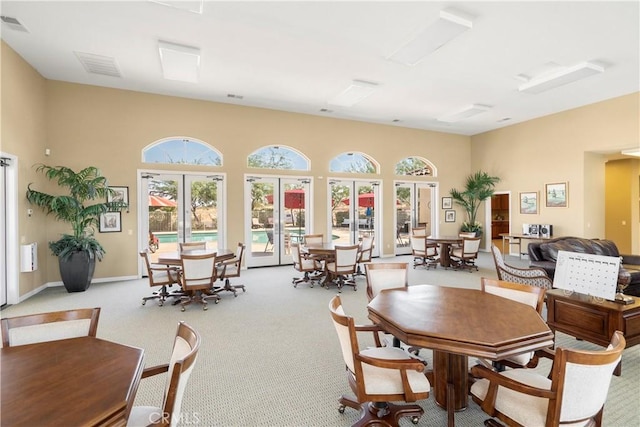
[342,193,375,208]
[149,195,177,207]
[266,189,306,235]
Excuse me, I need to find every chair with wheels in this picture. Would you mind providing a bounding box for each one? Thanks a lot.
[450,236,481,271]
[410,235,438,269]
[1,307,101,347]
[325,244,360,292]
[354,235,374,277]
[179,252,220,311]
[291,243,323,288]
[140,250,183,306]
[127,321,201,427]
[214,243,246,297]
[329,295,430,427]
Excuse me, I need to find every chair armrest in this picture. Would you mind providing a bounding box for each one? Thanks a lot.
[150,265,179,273]
[534,347,555,361]
[356,353,425,372]
[621,254,640,266]
[355,323,384,347]
[141,363,170,379]
[470,364,555,399]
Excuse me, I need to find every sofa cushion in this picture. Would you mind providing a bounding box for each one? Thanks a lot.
[539,238,620,262]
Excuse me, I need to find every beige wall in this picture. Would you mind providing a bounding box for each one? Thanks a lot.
[606,159,640,254]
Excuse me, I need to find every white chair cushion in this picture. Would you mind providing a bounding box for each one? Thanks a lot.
[470,369,591,427]
[126,405,162,427]
[359,346,430,396]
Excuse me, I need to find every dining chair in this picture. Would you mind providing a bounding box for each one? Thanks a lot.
[179,241,206,251]
[480,277,547,370]
[127,321,201,427]
[303,233,323,245]
[450,237,481,271]
[410,235,438,269]
[411,227,427,237]
[291,243,323,288]
[329,295,430,426]
[264,229,274,252]
[139,250,182,306]
[1,307,101,347]
[353,235,374,277]
[470,330,625,427]
[213,242,246,297]
[325,244,360,292]
[179,252,220,311]
[491,244,553,289]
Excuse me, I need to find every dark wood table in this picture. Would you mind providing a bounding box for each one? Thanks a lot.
[1,336,145,426]
[158,248,234,265]
[368,285,554,427]
[426,235,462,268]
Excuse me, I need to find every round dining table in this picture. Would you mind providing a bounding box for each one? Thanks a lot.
[426,235,463,268]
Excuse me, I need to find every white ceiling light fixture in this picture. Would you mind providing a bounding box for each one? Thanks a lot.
[329,80,379,107]
[158,41,200,83]
[621,148,640,157]
[388,8,473,66]
[437,104,492,123]
[518,61,605,94]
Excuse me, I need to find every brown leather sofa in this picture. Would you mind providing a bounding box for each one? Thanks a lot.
[528,236,640,296]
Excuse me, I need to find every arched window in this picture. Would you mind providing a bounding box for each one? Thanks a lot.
[247,145,310,170]
[329,152,379,173]
[142,137,222,166]
[395,156,436,177]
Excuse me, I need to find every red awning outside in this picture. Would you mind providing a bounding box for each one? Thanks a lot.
[149,195,177,207]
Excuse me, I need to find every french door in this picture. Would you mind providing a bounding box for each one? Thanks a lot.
[328,179,380,257]
[245,175,312,267]
[394,181,437,255]
[139,171,225,266]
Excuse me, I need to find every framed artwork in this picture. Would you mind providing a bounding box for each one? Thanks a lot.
[107,186,129,205]
[545,182,568,207]
[442,197,452,209]
[99,212,122,233]
[519,191,538,214]
[445,210,456,222]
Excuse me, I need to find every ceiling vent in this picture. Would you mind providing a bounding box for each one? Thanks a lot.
[74,52,122,78]
[0,15,29,32]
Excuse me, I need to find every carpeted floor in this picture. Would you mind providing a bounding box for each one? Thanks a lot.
[2,252,638,426]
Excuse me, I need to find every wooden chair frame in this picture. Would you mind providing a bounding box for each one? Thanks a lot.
[140,250,183,306]
[179,252,220,311]
[354,235,375,277]
[410,236,438,269]
[325,244,360,292]
[291,242,323,288]
[214,242,246,297]
[179,241,207,251]
[450,237,481,272]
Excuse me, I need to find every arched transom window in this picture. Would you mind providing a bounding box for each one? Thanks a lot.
[142,137,222,166]
[395,156,436,177]
[247,145,310,170]
[329,152,379,174]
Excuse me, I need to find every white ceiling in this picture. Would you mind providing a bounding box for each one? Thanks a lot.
[1,1,639,136]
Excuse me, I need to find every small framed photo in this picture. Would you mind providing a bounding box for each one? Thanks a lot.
[107,186,129,205]
[445,210,456,222]
[519,192,538,214]
[545,182,568,208]
[99,212,122,233]
[442,197,452,209]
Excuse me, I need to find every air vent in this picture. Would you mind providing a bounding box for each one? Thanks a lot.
[74,52,122,78]
[320,108,334,113]
[227,94,244,100]
[1,15,29,32]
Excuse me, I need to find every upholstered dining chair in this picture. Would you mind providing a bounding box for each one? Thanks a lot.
[325,244,360,292]
[470,330,625,427]
[411,226,427,237]
[303,233,323,245]
[1,307,101,347]
[214,242,246,297]
[491,244,553,289]
[329,295,430,426]
[480,277,547,370]
[139,250,182,306]
[291,242,323,288]
[127,321,201,427]
[179,252,220,311]
[450,237,481,271]
[354,235,374,277]
[410,235,438,269]
[179,241,207,251]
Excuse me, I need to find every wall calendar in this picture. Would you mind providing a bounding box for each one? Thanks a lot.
[553,250,619,301]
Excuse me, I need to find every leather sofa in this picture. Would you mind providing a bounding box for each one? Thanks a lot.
[528,236,640,297]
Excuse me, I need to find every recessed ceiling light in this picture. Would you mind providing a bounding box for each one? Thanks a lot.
[158,41,200,83]
[518,61,605,94]
[437,104,492,123]
[329,80,379,107]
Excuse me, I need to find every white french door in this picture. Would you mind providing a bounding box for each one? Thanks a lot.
[0,154,18,306]
[328,179,381,257]
[394,181,437,255]
[139,171,225,267]
[245,175,312,267]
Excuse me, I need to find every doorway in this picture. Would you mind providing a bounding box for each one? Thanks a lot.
[0,154,18,306]
[245,175,312,267]
[394,181,437,255]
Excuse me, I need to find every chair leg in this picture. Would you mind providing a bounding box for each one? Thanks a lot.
[293,271,317,288]
[339,399,423,427]
[213,278,245,297]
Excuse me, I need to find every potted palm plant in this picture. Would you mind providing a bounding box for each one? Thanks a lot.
[26,164,127,292]
[449,171,500,236]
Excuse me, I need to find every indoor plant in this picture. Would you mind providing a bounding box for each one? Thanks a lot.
[449,171,500,236]
[26,164,127,292]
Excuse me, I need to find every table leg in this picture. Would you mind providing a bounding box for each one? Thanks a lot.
[439,243,452,268]
[433,350,468,427]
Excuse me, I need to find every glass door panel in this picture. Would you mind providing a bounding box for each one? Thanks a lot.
[394,181,436,255]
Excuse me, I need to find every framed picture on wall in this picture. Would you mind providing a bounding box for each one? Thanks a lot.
[99,212,121,233]
[442,197,452,209]
[107,186,129,205]
[545,182,568,207]
[519,191,538,214]
[445,210,456,222]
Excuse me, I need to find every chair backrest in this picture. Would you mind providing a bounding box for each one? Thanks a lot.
[180,252,217,291]
[161,321,201,427]
[223,243,245,278]
[549,330,625,425]
[1,307,101,347]
[358,235,374,262]
[333,244,360,272]
[462,237,481,256]
[480,277,545,314]
[328,295,358,374]
[411,227,427,237]
[459,232,476,238]
[365,263,408,301]
[140,251,179,287]
[180,241,206,251]
[303,234,323,245]
[491,243,506,272]
[410,235,426,254]
[491,244,553,289]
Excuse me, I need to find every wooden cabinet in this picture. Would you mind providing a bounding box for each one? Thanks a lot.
[491,194,509,210]
[491,221,509,239]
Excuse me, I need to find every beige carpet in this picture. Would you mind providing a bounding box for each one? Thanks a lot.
[2,252,638,426]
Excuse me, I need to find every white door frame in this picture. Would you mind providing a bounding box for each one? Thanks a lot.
[1,153,19,305]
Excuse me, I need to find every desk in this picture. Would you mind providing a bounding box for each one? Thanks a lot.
[499,233,552,258]
[368,285,553,427]
[158,248,234,265]
[1,336,145,426]
[427,235,462,268]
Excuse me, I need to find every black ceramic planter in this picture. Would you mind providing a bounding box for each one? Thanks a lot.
[59,251,96,292]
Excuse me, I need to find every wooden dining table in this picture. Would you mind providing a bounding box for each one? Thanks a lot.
[157,248,234,265]
[367,285,554,427]
[1,336,145,426]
